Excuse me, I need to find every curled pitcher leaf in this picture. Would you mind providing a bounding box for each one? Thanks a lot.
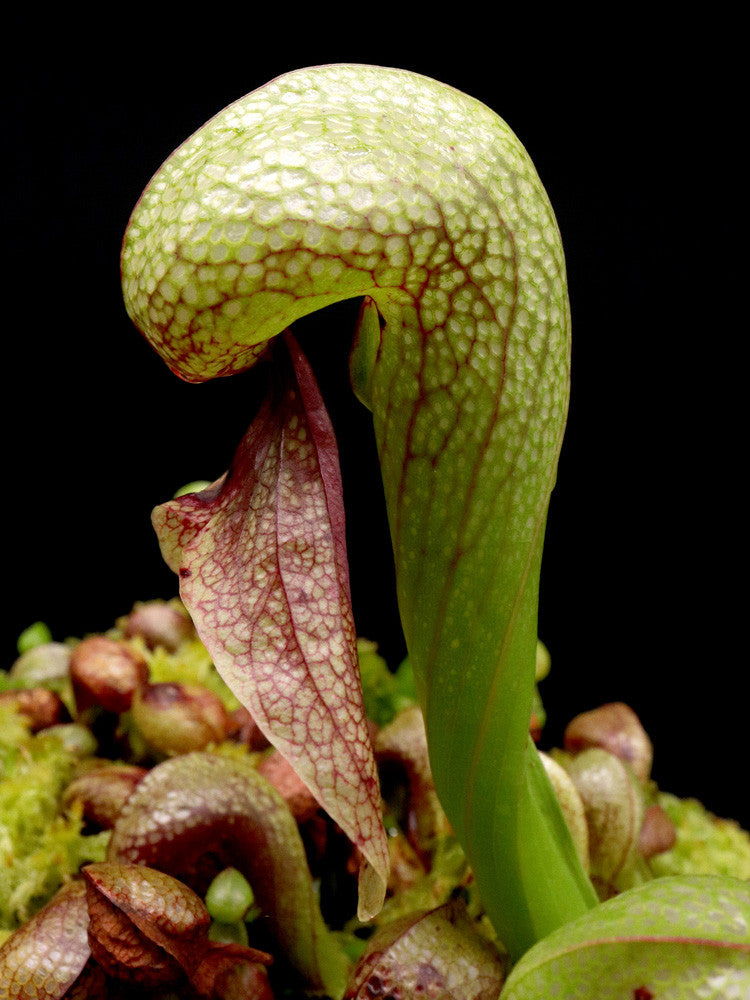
[106,750,348,996]
[564,702,654,783]
[83,862,272,995]
[131,680,233,755]
[122,62,593,957]
[121,62,749,979]
[83,862,212,986]
[0,881,92,1000]
[500,875,750,999]
[346,900,506,1000]
[152,333,387,918]
[62,763,148,829]
[564,747,647,898]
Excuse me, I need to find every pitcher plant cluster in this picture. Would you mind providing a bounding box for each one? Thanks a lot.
[1,65,748,998]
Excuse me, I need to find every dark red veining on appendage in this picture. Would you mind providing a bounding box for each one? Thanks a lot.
[151,336,388,915]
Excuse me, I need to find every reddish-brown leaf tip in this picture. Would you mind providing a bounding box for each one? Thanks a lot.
[151,334,388,919]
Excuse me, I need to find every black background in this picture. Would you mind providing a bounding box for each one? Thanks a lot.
[5,18,746,828]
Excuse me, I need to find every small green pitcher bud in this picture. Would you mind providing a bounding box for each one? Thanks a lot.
[131,682,231,755]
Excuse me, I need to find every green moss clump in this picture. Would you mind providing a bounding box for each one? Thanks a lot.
[0,705,109,937]
[649,792,750,882]
[130,634,241,711]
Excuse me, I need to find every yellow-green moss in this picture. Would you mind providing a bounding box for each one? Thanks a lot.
[135,635,241,711]
[649,792,750,882]
[0,706,109,933]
